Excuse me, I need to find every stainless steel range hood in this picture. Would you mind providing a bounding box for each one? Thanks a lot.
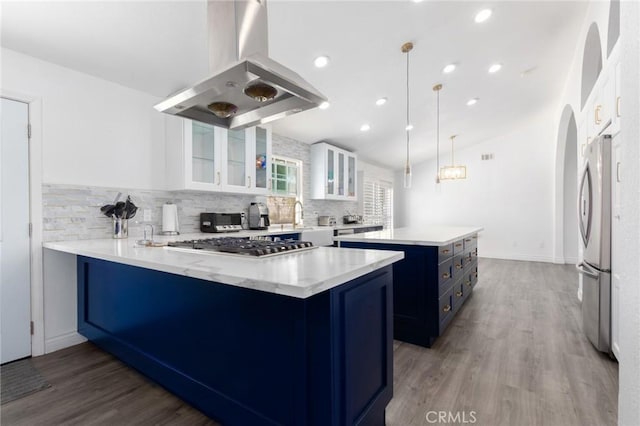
[154,0,327,130]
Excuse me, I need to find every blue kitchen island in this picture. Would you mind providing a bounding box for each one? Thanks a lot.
[335,226,482,348]
[45,237,403,426]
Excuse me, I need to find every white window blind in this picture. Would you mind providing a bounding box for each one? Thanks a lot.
[363,179,393,229]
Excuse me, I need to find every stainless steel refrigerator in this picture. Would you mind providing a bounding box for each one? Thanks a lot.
[577,134,612,354]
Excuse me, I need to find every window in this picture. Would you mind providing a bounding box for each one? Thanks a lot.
[267,156,303,224]
[271,156,300,196]
[362,179,393,229]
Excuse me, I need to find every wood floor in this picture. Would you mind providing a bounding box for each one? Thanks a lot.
[1,259,618,426]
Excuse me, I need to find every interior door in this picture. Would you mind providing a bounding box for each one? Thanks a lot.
[1,97,31,363]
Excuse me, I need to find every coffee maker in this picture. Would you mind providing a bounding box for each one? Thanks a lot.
[248,202,270,230]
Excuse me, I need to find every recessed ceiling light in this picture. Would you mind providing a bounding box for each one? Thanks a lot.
[360,124,371,132]
[375,97,388,106]
[443,64,456,74]
[314,55,330,68]
[319,101,330,110]
[488,63,502,73]
[406,124,414,131]
[411,0,425,3]
[474,9,492,23]
[466,98,478,106]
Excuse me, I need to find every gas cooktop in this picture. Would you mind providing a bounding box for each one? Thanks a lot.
[166,237,316,258]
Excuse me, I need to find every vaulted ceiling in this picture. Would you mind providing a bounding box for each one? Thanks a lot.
[1,1,588,169]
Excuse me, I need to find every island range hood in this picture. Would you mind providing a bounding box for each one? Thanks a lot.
[154,0,327,130]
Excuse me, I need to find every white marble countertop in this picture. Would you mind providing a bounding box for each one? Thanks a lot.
[333,226,483,246]
[43,237,403,299]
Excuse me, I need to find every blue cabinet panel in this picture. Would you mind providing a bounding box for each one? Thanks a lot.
[77,256,393,425]
[340,234,478,348]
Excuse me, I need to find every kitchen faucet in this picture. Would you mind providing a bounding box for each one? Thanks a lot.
[292,201,304,229]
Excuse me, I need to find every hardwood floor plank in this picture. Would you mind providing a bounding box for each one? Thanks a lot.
[386,258,618,426]
[1,258,618,426]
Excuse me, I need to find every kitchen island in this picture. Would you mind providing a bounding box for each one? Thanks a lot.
[44,238,403,425]
[334,226,483,348]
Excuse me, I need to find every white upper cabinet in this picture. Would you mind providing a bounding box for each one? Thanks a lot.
[253,126,272,194]
[165,116,271,194]
[610,60,621,135]
[310,142,357,200]
[583,44,620,144]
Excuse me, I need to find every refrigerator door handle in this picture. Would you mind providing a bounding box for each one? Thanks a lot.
[576,262,599,279]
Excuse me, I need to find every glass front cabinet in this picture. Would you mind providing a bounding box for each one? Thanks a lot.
[166,116,271,194]
[310,142,357,200]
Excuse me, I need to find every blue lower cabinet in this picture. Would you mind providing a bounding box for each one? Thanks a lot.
[340,234,478,348]
[269,232,301,240]
[77,256,393,426]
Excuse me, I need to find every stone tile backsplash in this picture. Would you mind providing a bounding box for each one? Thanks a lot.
[42,133,359,242]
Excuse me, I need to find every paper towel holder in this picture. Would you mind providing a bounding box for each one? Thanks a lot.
[161,202,180,236]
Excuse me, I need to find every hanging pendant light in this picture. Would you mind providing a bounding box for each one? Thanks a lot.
[439,135,467,180]
[433,83,442,184]
[402,42,413,189]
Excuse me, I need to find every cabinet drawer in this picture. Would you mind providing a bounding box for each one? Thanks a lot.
[438,244,454,263]
[463,274,473,293]
[470,247,478,259]
[439,286,454,333]
[452,254,464,281]
[453,239,465,255]
[471,266,479,287]
[452,281,465,314]
[463,235,477,253]
[438,258,454,295]
[462,252,473,271]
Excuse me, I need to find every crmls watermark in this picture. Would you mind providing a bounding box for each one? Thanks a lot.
[425,410,477,424]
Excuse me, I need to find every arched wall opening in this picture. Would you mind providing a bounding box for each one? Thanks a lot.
[561,108,579,263]
[581,23,604,109]
[555,104,579,264]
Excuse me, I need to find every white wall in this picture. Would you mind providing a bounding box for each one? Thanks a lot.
[395,106,556,262]
[1,48,166,190]
[618,1,640,423]
[550,1,640,424]
[562,118,578,263]
[552,0,613,264]
[358,159,395,183]
[42,249,86,352]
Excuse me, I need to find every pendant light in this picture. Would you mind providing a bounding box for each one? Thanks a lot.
[440,135,467,180]
[433,83,442,184]
[402,42,413,189]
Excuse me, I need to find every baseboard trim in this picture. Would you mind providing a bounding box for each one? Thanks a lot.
[45,331,87,354]
[479,253,556,263]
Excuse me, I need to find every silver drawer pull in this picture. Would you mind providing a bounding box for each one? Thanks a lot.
[442,273,450,279]
[443,304,451,313]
